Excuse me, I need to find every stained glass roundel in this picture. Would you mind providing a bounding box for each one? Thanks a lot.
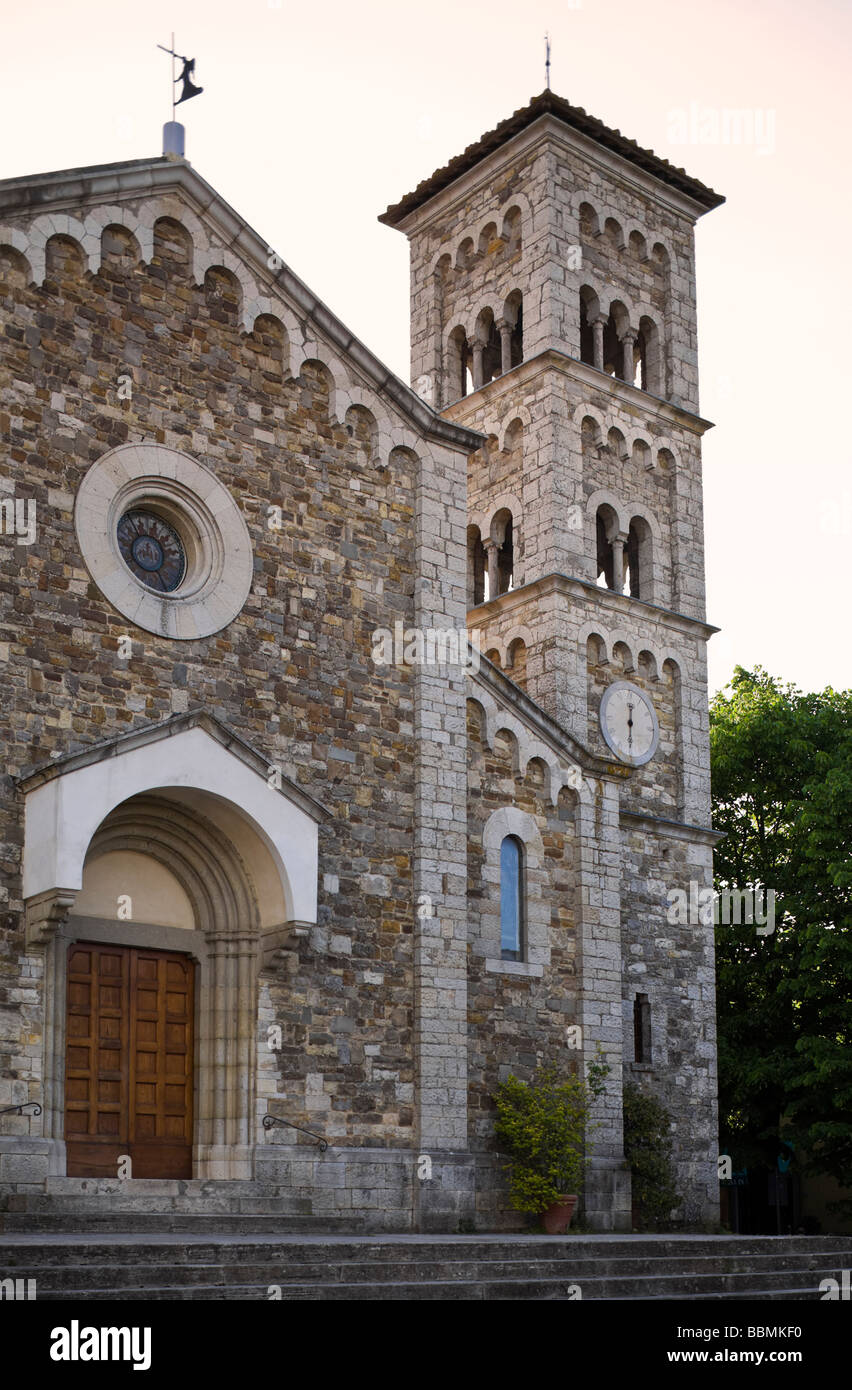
[117,510,186,593]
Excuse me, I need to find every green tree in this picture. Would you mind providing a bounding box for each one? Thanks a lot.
[710,666,852,1191]
[622,1081,681,1230]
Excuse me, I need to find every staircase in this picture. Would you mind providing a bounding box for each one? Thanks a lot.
[1,1179,364,1236]
[1,1224,850,1300]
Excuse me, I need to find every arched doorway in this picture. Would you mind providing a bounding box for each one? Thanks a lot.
[21,711,324,1182]
[62,792,261,1180]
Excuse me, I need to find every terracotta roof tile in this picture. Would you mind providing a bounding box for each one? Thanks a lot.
[379,90,724,225]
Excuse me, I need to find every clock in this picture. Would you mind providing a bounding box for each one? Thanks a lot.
[599,681,659,766]
[117,510,186,593]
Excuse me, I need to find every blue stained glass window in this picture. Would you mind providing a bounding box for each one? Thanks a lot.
[500,835,523,961]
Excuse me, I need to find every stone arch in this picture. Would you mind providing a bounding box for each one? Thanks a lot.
[0,240,32,287]
[657,445,678,475]
[577,198,602,238]
[467,524,486,607]
[344,403,379,460]
[86,206,152,266]
[455,236,475,270]
[587,488,627,536]
[502,289,523,367]
[477,220,499,256]
[500,198,529,246]
[627,226,648,261]
[628,432,654,469]
[146,199,210,279]
[625,512,656,601]
[504,622,534,656]
[474,304,502,386]
[637,648,660,681]
[196,247,256,326]
[586,631,609,668]
[498,410,529,454]
[64,792,261,1180]
[446,323,472,400]
[0,226,34,281]
[607,425,629,460]
[577,406,606,450]
[27,213,90,281]
[478,806,549,967]
[99,223,143,272]
[44,233,86,283]
[603,215,626,250]
[296,356,337,419]
[637,310,664,395]
[20,714,323,1182]
[486,492,523,536]
[246,312,290,385]
[578,622,611,664]
[492,724,521,772]
[151,215,195,279]
[611,637,636,672]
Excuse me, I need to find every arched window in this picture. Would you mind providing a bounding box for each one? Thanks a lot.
[467,524,485,607]
[500,834,524,961]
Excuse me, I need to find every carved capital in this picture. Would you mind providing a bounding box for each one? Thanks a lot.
[25,888,77,948]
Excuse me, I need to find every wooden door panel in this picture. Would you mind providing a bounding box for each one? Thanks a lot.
[65,943,194,1179]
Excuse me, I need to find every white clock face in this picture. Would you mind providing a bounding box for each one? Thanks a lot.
[599,681,659,766]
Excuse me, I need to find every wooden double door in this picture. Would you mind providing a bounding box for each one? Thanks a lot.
[64,942,195,1179]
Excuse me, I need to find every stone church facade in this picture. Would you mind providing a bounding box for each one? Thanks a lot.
[0,91,723,1231]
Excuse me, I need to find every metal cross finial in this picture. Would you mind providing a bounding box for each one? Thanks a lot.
[545,33,551,90]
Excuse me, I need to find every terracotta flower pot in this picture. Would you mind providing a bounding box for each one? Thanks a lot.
[542,1194,578,1234]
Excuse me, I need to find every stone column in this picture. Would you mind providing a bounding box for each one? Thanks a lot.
[611,532,628,594]
[574,779,631,1230]
[472,339,485,391]
[591,316,607,372]
[498,318,512,375]
[483,539,499,601]
[412,438,474,1230]
[620,329,638,383]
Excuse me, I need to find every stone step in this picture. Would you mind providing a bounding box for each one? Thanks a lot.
[0,1213,365,1234]
[24,1270,838,1301]
[9,1259,846,1297]
[2,1233,849,1300]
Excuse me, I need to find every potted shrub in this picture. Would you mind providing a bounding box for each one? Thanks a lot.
[493,1055,609,1232]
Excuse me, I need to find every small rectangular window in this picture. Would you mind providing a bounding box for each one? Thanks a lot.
[633,993,651,1064]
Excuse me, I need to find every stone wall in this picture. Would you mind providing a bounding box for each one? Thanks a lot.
[0,187,467,1172]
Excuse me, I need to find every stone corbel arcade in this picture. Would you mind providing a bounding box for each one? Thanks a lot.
[18,711,326,1181]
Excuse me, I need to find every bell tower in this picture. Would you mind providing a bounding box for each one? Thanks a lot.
[380,89,723,822]
[382,91,725,1224]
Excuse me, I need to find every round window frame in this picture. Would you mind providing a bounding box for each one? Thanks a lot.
[75,444,253,640]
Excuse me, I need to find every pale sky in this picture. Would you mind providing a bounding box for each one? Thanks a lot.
[2,0,849,698]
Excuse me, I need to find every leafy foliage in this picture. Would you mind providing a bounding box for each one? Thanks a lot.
[493,1056,609,1214]
[711,666,852,1187]
[622,1081,681,1229]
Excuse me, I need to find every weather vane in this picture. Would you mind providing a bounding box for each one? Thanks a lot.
[157,36,204,121]
[545,33,551,91]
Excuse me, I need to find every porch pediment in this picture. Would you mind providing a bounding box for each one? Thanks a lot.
[18,711,326,935]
